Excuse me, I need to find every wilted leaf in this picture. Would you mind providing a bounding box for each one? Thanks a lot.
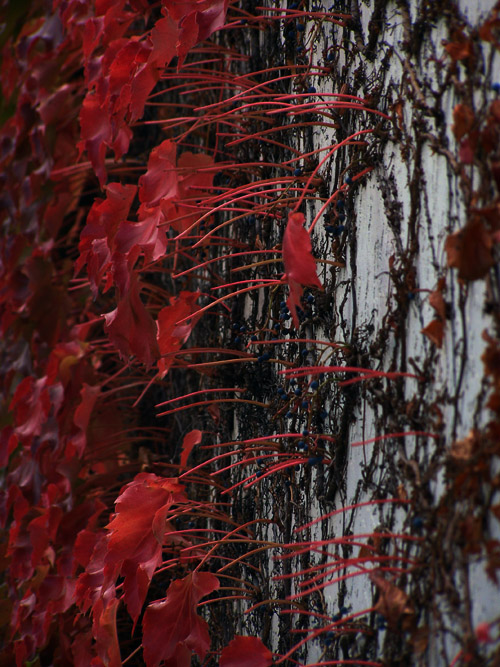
[220,635,273,667]
[444,218,493,280]
[444,31,474,61]
[142,571,220,667]
[429,282,446,320]
[422,319,444,348]
[450,430,479,463]
[370,571,413,629]
[452,103,475,141]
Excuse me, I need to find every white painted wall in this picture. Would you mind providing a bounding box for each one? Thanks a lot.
[229,1,500,664]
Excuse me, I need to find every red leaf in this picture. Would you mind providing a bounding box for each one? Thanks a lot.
[78,92,132,187]
[92,597,121,667]
[162,151,215,233]
[220,636,273,667]
[194,0,229,42]
[71,384,100,458]
[139,139,179,207]
[107,473,186,560]
[163,0,229,66]
[142,571,219,667]
[114,205,167,264]
[76,182,137,296]
[157,291,201,378]
[149,16,178,68]
[459,136,475,164]
[282,212,323,326]
[28,506,63,567]
[10,376,50,440]
[106,40,157,123]
[105,473,187,623]
[78,92,110,188]
[180,429,202,470]
[103,277,160,366]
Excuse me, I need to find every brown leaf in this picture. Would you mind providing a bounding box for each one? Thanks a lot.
[429,284,446,320]
[490,99,500,123]
[444,218,493,281]
[450,429,480,463]
[422,319,444,348]
[410,625,429,655]
[370,571,413,629]
[452,103,475,141]
[444,31,474,61]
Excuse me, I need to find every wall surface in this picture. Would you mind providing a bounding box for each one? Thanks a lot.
[208,0,500,664]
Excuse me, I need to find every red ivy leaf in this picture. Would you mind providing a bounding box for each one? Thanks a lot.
[9,376,50,440]
[142,571,219,667]
[282,212,322,326]
[71,384,100,458]
[106,473,187,559]
[92,597,121,667]
[76,182,137,296]
[78,92,111,188]
[163,0,229,66]
[105,473,187,623]
[103,277,160,366]
[220,636,273,667]
[180,429,202,470]
[149,16,178,68]
[157,291,201,378]
[78,92,132,187]
[139,139,178,207]
[163,151,214,233]
[114,206,167,264]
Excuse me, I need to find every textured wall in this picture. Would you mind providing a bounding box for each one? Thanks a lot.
[206,1,500,664]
